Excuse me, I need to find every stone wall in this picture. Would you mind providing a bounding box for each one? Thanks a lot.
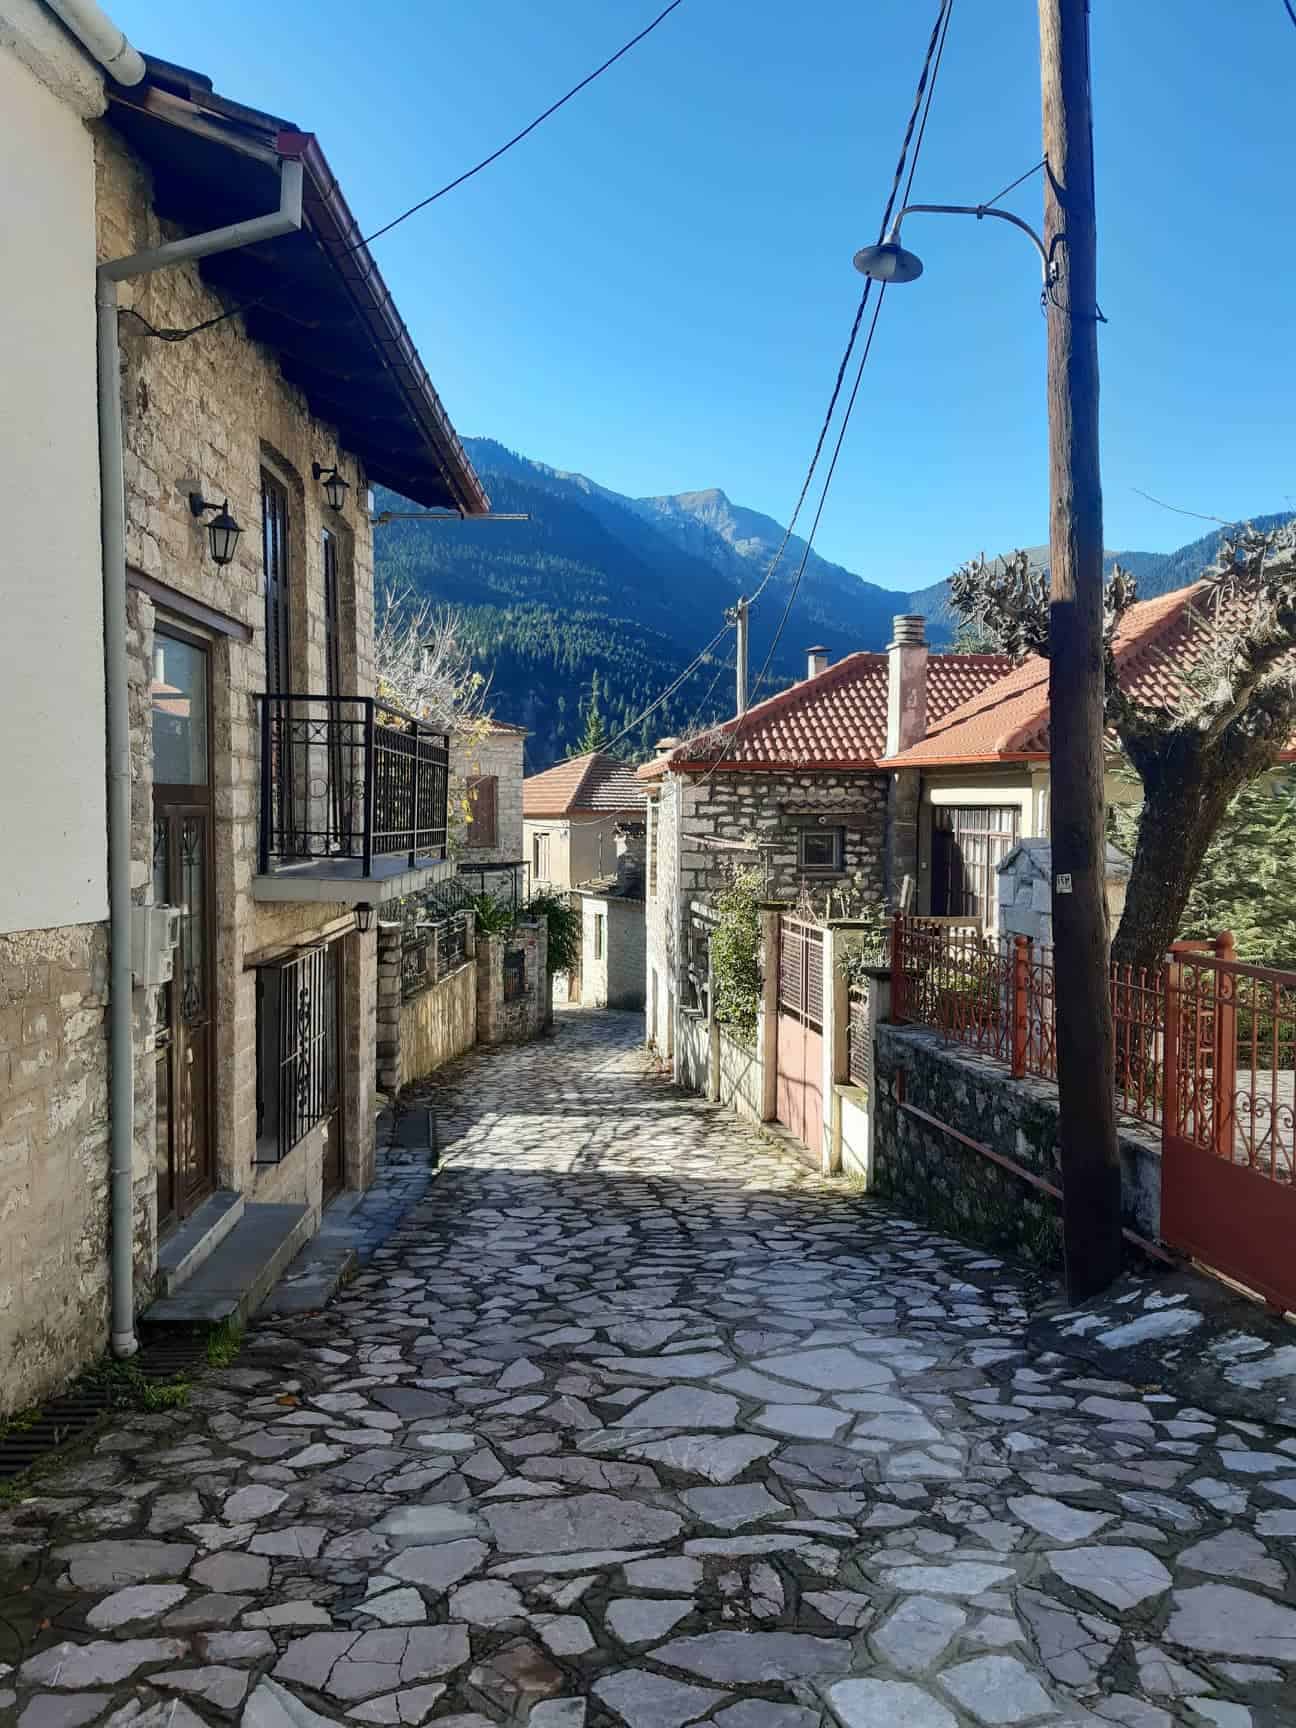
[476,923,549,1046]
[644,780,682,1058]
[674,769,887,905]
[873,1023,1160,1272]
[717,1025,762,1126]
[0,924,110,1413]
[400,964,477,1092]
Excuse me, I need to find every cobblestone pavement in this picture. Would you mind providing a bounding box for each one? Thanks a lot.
[4,1008,1296,1728]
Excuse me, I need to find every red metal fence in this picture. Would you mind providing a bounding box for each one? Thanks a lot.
[889,915,1280,1138]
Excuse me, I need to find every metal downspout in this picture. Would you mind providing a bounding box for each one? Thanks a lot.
[97,156,303,1357]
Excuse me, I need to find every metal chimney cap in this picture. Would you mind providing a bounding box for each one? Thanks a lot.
[890,615,927,646]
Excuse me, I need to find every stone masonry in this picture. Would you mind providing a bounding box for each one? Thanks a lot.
[0,923,109,1413]
[452,724,525,870]
[3,1010,1295,1728]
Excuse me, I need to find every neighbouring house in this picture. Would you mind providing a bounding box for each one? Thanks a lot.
[573,835,648,1012]
[638,633,1009,1063]
[523,750,647,889]
[451,718,528,900]
[880,582,1296,927]
[0,7,487,1411]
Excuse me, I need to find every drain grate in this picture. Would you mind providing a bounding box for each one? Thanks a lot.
[0,1327,210,1482]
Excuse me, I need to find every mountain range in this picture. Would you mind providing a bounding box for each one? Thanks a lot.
[372,438,1290,768]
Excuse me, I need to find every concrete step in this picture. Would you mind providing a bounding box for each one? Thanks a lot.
[144,1202,313,1327]
[156,1190,244,1295]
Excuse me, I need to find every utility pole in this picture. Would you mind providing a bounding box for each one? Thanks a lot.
[734,595,749,713]
[1039,0,1123,1301]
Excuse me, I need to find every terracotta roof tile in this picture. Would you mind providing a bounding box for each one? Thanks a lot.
[883,581,1296,767]
[525,751,647,816]
[637,650,1012,778]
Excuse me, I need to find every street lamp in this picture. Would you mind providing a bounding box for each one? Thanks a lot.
[853,202,1055,291]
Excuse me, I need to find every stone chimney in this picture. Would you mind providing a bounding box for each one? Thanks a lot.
[806,646,829,680]
[886,614,928,757]
[654,736,681,759]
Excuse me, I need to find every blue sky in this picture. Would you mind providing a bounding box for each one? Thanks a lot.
[109,0,1295,590]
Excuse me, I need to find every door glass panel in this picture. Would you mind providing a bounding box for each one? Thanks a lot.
[178,815,206,1023]
[151,634,208,785]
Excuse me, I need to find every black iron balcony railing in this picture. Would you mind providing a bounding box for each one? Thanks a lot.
[256,693,448,875]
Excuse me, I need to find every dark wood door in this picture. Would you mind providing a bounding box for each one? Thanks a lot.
[151,629,216,1228]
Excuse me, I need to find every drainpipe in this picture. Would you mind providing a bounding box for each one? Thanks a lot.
[44,0,145,84]
[97,154,304,1356]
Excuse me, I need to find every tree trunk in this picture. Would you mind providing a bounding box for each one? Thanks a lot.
[1112,747,1246,975]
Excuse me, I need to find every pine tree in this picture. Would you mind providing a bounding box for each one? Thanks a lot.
[573,671,609,754]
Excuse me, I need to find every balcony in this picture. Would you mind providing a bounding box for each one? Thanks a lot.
[253,693,450,905]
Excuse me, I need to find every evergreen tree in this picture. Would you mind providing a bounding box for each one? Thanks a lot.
[573,671,609,754]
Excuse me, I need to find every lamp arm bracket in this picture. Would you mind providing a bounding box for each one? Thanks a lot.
[890,202,1053,281]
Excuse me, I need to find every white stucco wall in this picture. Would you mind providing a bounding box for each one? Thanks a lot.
[0,23,107,934]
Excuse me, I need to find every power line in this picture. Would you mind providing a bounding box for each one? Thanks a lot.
[1131,488,1236,527]
[741,0,956,615]
[1284,0,1296,31]
[698,0,955,784]
[123,0,687,345]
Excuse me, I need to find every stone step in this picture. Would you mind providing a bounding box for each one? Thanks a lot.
[144,1202,314,1327]
[156,1190,245,1295]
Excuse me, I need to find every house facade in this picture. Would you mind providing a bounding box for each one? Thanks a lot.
[523,751,646,889]
[452,718,527,895]
[881,583,1296,928]
[638,632,1009,1063]
[0,18,486,1410]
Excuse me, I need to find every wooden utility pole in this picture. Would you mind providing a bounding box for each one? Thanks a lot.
[735,595,749,713]
[1039,0,1123,1301]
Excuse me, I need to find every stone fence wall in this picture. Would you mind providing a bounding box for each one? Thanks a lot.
[476,922,550,1047]
[872,1022,1161,1273]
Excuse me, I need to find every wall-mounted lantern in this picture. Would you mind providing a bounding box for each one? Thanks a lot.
[312,461,350,513]
[188,494,242,566]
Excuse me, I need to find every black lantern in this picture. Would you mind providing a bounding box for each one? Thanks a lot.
[355,902,374,935]
[188,494,242,566]
[313,461,350,513]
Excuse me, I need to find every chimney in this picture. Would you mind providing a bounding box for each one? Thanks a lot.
[886,614,928,757]
[654,735,681,759]
[806,645,829,680]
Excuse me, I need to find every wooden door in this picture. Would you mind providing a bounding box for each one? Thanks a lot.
[151,629,216,1228]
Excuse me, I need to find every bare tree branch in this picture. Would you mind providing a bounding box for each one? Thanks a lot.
[374,582,490,733]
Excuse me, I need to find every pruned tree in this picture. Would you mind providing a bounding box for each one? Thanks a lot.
[374,581,489,732]
[375,581,492,854]
[949,523,1296,974]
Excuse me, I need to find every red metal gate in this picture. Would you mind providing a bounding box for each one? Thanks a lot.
[1161,941,1296,1312]
[776,916,823,1158]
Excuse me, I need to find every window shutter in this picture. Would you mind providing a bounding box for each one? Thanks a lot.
[466,776,498,847]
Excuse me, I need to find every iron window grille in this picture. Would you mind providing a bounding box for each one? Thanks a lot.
[255,942,340,1163]
[503,948,526,1002]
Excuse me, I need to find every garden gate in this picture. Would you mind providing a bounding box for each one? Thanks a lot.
[775,915,823,1158]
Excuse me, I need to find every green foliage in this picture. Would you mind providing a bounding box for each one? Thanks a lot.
[527,891,581,975]
[709,866,764,1046]
[1112,770,1296,966]
[205,1318,244,1370]
[470,893,516,937]
[572,672,610,754]
[88,1359,191,1412]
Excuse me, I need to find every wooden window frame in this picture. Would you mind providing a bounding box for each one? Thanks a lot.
[797,825,845,876]
[466,775,498,849]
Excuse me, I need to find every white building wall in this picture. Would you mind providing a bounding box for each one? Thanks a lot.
[0,19,107,934]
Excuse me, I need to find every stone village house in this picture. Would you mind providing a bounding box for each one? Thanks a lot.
[451,718,527,897]
[638,633,1009,1063]
[0,2,487,1411]
[524,751,648,1011]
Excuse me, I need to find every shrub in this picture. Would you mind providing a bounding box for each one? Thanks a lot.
[710,866,764,1045]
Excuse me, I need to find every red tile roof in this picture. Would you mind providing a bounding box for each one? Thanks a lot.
[883,582,1296,768]
[636,650,1012,779]
[525,751,647,817]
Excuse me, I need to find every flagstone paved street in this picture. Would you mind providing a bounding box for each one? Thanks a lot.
[4,1008,1296,1728]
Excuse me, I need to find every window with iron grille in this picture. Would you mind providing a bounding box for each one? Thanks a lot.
[466,775,498,848]
[255,942,340,1162]
[503,948,526,1002]
[594,912,605,960]
[931,805,1020,922]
